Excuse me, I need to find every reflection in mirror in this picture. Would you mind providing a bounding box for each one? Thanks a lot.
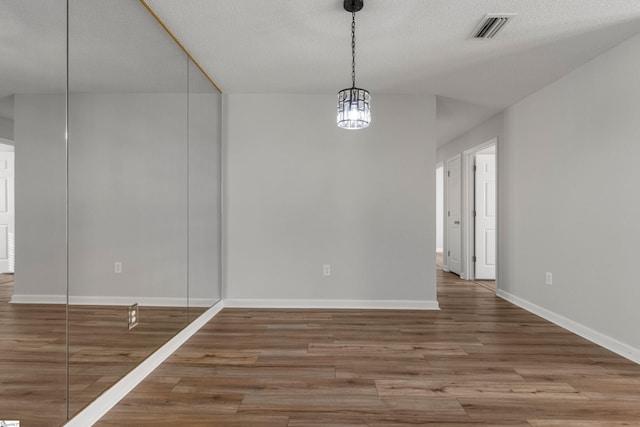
[0,1,68,425]
[1,0,222,422]
[188,58,222,319]
[67,0,189,416]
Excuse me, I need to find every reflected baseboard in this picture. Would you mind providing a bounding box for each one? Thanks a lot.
[10,294,66,304]
[10,294,217,307]
[64,299,225,426]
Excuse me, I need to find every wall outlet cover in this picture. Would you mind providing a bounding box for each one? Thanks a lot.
[323,264,331,276]
[128,303,139,330]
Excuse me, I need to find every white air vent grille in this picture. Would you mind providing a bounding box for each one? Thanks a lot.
[471,14,516,39]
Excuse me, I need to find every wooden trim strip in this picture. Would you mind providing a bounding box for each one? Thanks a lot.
[139,0,223,94]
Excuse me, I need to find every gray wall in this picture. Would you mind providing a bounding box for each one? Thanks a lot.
[67,93,188,304]
[500,33,640,353]
[0,116,13,140]
[14,94,67,299]
[436,113,504,164]
[13,92,220,306]
[224,94,438,306]
[438,33,640,357]
[188,92,222,303]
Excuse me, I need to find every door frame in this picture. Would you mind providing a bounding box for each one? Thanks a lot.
[435,162,444,254]
[462,137,497,282]
[443,154,462,276]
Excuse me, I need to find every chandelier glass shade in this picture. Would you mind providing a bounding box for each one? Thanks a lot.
[337,0,370,129]
[337,87,371,129]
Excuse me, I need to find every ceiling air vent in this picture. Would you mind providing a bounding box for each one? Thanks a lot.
[471,14,516,39]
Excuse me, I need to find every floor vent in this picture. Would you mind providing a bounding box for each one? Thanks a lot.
[471,14,516,39]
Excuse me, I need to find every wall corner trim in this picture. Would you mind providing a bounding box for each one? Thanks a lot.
[496,289,640,365]
[223,298,440,310]
[63,299,225,426]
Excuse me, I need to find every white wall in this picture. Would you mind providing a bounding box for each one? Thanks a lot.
[13,92,221,306]
[438,33,640,360]
[0,142,14,152]
[224,94,438,308]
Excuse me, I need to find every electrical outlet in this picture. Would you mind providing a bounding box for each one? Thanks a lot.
[128,303,139,330]
[323,264,331,276]
[114,261,122,273]
[545,272,552,286]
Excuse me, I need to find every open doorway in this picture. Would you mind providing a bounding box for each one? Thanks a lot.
[462,138,496,291]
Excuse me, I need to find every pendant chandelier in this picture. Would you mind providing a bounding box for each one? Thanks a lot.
[337,0,371,129]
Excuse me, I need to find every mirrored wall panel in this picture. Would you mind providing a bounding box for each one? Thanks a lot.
[0,1,68,425]
[188,58,222,317]
[1,0,222,422]
[67,0,191,415]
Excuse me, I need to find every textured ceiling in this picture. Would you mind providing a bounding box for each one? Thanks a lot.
[146,0,640,145]
[2,1,640,144]
[0,0,189,102]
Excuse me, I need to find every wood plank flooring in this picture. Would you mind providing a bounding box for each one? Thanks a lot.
[0,274,205,426]
[97,267,640,426]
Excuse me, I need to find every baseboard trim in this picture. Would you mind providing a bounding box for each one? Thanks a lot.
[63,299,225,426]
[10,294,217,307]
[224,298,440,310]
[10,294,66,304]
[496,289,640,365]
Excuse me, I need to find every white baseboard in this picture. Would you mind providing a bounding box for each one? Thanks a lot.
[224,298,440,310]
[11,294,440,310]
[496,289,640,365]
[436,248,443,253]
[10,294,217,307]
[10,294,66,304]
[64,299,225,426]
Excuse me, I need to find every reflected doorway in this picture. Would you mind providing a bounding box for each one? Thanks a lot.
[0,140,15,276]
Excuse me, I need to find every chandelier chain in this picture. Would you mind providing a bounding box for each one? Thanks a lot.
[351,11,356,88]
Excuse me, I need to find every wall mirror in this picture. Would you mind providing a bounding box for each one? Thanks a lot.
[0,1,68,424]
[1,0,222,423]
[67,0,191,415]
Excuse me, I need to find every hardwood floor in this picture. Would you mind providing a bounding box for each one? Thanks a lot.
[436,251,496,292]
[97,268,640,426]
[0,274,206,426]
[473,279,496,293]
[0,274,67,426]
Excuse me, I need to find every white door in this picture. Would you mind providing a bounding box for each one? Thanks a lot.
[0,152,14,273]
[446,154,462,275]
[474,153,496,280]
